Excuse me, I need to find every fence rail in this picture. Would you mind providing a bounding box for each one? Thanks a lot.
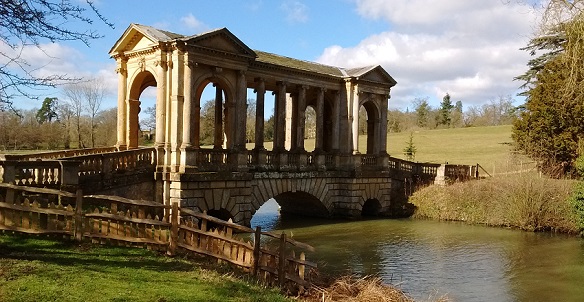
[0,183,315,291]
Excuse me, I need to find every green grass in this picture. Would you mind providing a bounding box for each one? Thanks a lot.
[0,234,292,302]
[385,125,514,164]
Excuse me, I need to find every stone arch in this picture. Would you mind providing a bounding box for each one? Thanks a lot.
[356,180,390,217]
[192,73,236,149]
[126,69,158,148]
[250,178,333,218]
[359,97,381,154]
[361,198,381,216]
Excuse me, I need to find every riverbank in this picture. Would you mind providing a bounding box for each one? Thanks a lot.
[0,234,291,302]
[0,234,426,302]
[409,173,579,233]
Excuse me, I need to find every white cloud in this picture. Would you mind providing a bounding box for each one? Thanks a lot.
[180,14,209,32]
[281,0,309,23]
[318,0,541,109]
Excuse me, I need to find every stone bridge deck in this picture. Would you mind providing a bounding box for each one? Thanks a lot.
[0,148,477,226]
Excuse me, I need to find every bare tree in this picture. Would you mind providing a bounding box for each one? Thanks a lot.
[0,0,112,110]
[84,78,105,147]
[62,83,85,148]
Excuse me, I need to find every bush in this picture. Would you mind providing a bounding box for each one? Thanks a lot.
[568,181,584,234]
[410,174,578,233]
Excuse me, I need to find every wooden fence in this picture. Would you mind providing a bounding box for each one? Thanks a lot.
[0,183,316,291]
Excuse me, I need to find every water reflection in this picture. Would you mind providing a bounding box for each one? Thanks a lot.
[250,200,584,302]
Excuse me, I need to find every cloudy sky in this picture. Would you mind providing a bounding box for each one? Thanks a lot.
[7,0,543,111]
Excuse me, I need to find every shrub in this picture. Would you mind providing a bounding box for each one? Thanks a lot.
[568,181,584,234]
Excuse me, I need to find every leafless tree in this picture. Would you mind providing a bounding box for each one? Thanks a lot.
[0,0,112,111]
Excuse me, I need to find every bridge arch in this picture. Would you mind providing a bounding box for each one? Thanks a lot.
[250,178,333,219]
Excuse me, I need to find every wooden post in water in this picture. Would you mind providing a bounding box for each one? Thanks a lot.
[278,232,287,288]
[253,226,261,276]
[74,189,83,241]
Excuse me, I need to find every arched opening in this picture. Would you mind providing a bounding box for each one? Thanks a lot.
[304,105,316,152]
[197,81,228,149]
[359,101,380,154]
[138,86,156,145]
[207,208,234,222]
[362,199,381,217]
[128,71,157,149]
[250,198,281,231]
[274,191,329,218]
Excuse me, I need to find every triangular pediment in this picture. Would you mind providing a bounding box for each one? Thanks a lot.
[183,28,257,59]
[348,65,397,87]
[109,24,184,56]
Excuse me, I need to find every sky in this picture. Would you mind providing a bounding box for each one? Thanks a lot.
[8,0,544,112]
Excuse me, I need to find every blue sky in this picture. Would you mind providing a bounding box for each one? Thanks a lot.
[8,0,543,112]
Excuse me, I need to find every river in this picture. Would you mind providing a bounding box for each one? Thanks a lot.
[250,200,584,302]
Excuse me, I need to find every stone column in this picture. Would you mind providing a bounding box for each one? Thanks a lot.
[235,70,247,151]
[181,59,193,149]
[351,87,360,154]
[274,81,287,151]
[127,99,141,149]
[287,93,297,151]
[296,85,307,152]
[181,58,195,171]
[155,58,167,147]
[115,59,128,150]
[332,91,341,152]
[380,94,389,154]
[170,49,185,172]
[213,84,224,149]
[254,78,266,151]
[315,87,325,152]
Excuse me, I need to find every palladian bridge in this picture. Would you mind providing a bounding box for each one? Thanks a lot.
[0,24,477,226]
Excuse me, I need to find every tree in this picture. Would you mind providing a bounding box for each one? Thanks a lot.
[403,132,417,161]
[437,93,454,127]
[83,78,105,148]
[36,97,58,124]
[62,82,86,148]
[142,105,156,132]
[246,99,256,143]
[413,98,431,128]
[513,1,584,176]
[0,0,112,110]
[451,100,463,128]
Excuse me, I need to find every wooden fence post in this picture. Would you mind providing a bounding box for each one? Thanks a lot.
[74,189,83,241]
[253,226,261,276]
[168,202,179,256]
[278,232,287,288]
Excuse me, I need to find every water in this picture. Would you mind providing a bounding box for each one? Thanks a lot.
[251,199,584,301]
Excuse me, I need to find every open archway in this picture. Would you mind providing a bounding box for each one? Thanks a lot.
[359,100,381,154]
[194,77,234,150]
[127,70,157,149]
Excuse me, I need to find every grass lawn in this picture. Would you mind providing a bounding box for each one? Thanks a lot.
[0,234,292,302]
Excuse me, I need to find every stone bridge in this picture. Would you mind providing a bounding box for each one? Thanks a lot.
[0,24,478,226]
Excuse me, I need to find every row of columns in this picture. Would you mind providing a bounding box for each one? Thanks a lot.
[115,51,390,160]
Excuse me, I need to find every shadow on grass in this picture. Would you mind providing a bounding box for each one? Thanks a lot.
[0,233,196,273]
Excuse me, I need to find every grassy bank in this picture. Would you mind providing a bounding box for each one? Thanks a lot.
[0,234,291,302]
[410,174,579,233]
[0,234,424,302]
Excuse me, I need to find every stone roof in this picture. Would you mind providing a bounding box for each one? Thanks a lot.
[112,24,395,85]
[254,50,345,78]
[132,23,184,42]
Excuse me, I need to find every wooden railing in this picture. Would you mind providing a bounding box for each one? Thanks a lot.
[0,183,316,291]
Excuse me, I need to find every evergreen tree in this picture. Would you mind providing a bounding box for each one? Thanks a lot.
[414,98,430,128]
[36,97,58,124]
[403,132,417,161]
[438,93,454,127]
[513,2,584,176]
